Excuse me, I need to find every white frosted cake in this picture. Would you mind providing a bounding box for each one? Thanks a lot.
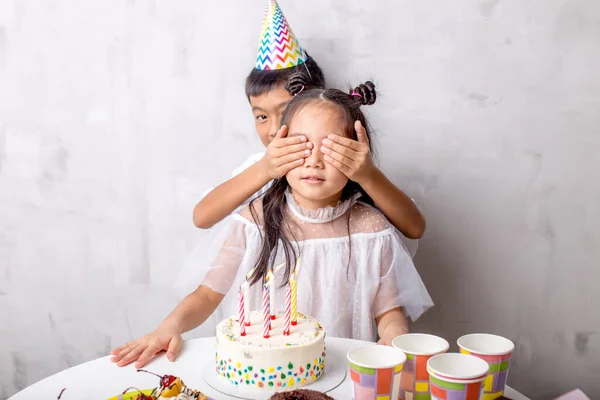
[215,311,326,390]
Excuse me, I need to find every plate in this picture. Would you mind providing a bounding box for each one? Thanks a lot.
[202,359,347,400]
[107,388,217,400]
[107,389,155,399]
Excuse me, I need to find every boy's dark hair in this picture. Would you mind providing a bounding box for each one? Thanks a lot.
[248,82,378,286]
[245,54,326,99]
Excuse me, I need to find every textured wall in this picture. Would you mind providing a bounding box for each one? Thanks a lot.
[1,0,599,398]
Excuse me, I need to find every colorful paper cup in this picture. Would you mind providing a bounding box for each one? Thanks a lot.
[392,334,450,400]
[427,353,490,400]
[347,345,407,400]
[457,334,515,400]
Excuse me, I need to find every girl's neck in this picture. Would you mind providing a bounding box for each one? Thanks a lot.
[290,189,343,210]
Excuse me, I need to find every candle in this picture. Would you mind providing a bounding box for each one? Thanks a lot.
[284,284,291,335]
[291,258,300,326]
[267,269,276,320]
[241,282,250,326]
[242,268,255,326]
[238,288,246,336]
[290,278,297,326]
[263,277,271,338]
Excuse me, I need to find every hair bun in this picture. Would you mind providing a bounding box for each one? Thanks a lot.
[350,81,377,106]
[285,72,309,96]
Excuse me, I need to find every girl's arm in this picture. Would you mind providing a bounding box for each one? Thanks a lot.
[161,284,225,335]
[111,285,224,368]
[193,126,311,229]
[375,307,409,346]
[321,121,426,239]
[112,206,253,368]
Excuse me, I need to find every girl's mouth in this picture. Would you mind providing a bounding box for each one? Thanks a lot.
[301,176,325,184]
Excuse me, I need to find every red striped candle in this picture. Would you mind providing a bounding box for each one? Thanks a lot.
[267,270,276,320]
[262,281,271,338]
[243,269,255,326]
[238,288,246,336]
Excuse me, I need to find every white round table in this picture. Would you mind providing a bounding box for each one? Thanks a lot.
[8,337,530,400]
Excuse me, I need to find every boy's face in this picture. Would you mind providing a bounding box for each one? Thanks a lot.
[250,85,294,147]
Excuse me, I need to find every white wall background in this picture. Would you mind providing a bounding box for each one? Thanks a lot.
[1,0,599,398]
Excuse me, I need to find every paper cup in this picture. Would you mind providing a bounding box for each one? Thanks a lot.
[458,334,515,399]
[427,353,489,400]
[347,345,407,400]
[392,334,450,400]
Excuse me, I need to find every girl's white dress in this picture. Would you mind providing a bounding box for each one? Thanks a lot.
[176,191,433,342]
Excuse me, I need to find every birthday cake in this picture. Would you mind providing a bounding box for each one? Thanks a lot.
[215,311,326,390]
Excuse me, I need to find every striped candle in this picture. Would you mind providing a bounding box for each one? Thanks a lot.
[290,277,297,326]
[291,258,300,326]
[238,288,246,336]
[267,269,276,320]
[263,281,271,338]
[283,284,291,335]
[241,282,250,326]
[241,269,255,326]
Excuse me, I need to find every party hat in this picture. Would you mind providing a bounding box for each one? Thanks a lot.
[255,0,307,70]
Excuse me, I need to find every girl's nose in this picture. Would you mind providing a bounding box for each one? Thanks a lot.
[304,142,324,168]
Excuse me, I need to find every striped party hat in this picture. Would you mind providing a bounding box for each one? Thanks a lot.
[255,0,307,70]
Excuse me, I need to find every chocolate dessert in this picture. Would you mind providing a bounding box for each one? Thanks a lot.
[269,389,334,400]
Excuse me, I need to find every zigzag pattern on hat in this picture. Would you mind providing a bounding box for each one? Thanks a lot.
[255,0,307,70]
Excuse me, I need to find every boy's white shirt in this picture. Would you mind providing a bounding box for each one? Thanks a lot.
[201,152,269,205]
[200,151,418,258]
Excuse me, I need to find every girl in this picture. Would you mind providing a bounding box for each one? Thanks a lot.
[192,0,426,244]
[111,83,433,368]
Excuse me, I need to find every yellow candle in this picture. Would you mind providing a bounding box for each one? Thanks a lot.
[291,257,300,325]
[290,277,297,325]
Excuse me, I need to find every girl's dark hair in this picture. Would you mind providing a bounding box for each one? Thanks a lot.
[249,82,378,286]
[245,54,326,98]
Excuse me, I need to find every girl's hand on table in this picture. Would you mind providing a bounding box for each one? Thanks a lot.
[110,321,182,368]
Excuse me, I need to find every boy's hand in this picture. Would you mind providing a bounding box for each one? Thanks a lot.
[261,125,312,179]
[110,322,183,368]
[321,120,376,184]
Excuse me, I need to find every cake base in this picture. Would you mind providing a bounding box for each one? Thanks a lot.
[203,359,346,400]
[215,312,326,390]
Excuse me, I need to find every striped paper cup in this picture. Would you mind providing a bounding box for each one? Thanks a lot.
[392,333,450,400]
[427,353,489,400]
[347,345,407,400]
[458,334,515,400]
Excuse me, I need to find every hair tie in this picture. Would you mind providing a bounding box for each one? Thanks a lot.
[350,91,363,99]
[295,85,305,96]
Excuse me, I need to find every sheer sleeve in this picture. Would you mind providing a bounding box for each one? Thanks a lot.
[372,230,433,321]
[397,228,419,259]
[174,214,250,298]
